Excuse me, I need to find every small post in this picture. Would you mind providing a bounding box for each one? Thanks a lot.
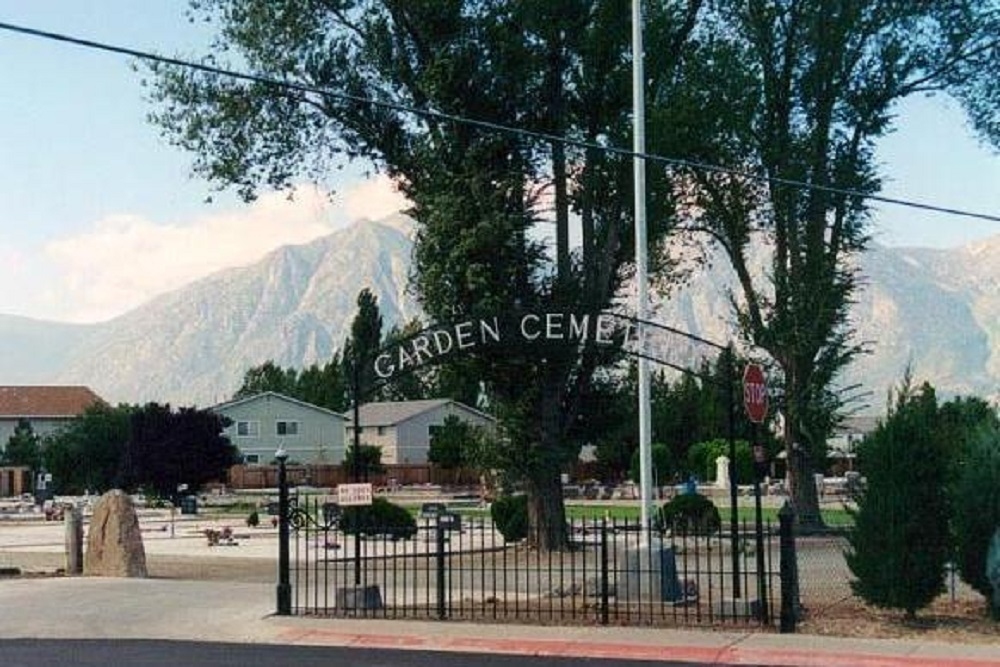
[753,438,769,623]
[352,360,363,586]
[779,500,797,633]
[276,446,291,616]
[600,518,609,625]
[726,347,741,598]
[64,505,83,575]
[436,517,447,620]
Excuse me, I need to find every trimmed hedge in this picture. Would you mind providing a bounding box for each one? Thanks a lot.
[340,497,417,540]
[655,493,721,535]
[491,494,529,542]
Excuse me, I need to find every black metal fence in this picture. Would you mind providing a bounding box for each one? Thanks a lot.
[282,496,788,628]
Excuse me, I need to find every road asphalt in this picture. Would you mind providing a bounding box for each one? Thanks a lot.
[0,577,997,666]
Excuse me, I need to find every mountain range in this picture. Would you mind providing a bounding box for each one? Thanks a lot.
[2,216,997,409]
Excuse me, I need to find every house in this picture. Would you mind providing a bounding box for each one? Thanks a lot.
[0,385,104,448]
[824,414,879,474]
[212,392,347,465]
[349,399,495,465]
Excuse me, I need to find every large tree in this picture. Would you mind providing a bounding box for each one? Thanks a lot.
[122,403,239,500]
[671,1,1000,528]
[147,0,709,549]
[42,404,132,495]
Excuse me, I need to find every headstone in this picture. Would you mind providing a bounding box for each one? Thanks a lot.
[715,456,731,489]
[84,489,148,578]
[987,527,1000,618]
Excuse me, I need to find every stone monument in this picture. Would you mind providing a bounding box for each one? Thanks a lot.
[715,455,731,490]
[84,489,148,578]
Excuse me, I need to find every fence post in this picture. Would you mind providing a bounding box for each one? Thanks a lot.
[64,505,83,575]
[778,501,797,633]
[600,518,609,625]
[276,450,291,616]
[436,518,447,620]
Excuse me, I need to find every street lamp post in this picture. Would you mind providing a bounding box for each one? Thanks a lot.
[275,445,291,616]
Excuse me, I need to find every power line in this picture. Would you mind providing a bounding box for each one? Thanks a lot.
[1,19,998,225]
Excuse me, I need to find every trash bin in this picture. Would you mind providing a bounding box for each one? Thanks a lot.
[180,496,198,515]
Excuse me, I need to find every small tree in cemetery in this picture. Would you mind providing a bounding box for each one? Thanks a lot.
[3,419,42,472]
[846,380,949,618]
[344,444,385,482]
[429,414,486,484]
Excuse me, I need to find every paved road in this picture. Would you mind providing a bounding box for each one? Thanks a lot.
[0,640,713,667]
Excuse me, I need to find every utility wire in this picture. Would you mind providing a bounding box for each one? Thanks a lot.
[1,19,998,224]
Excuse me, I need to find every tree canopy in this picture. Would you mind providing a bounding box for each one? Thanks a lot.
[147,0,999,545]
[122,403,239,500]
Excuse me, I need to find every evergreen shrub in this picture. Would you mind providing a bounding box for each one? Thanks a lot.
[340,498,417,540]
[491,494,529,542]
[655,493,721,535]
[951,424,1000,604]
[846,383,949,618]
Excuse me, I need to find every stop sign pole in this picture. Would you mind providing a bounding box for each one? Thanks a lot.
[743,362,770,622]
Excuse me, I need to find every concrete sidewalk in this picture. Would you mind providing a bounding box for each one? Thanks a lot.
[0,577,997,666]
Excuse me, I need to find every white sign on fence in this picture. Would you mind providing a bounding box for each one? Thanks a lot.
[337,483,374,507]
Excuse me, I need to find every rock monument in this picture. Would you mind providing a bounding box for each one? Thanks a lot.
[84,489,148,578]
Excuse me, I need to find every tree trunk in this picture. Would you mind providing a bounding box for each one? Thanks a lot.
[783,412,825,531]
[527,465,569,551]
[525,383,570,551]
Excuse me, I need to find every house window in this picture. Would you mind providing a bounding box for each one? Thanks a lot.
[244,454,260,464]
[429,424,441,439]
[236,421,259,437]
[276,420,299,436]
[377,426,386,436]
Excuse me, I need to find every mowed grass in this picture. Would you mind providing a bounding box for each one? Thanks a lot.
[449,500,854,527]
[564,502,854,527]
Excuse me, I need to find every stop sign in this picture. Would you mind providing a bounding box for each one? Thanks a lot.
[743,363,768,424]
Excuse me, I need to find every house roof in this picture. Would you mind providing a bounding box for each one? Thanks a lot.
[211,391,347,420]
[0,386,104,418]
[355,399,492,427]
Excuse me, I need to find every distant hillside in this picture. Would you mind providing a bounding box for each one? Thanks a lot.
[2,216,997,408]
[51,216,418,405]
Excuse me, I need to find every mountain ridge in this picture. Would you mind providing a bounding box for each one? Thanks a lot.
[2,218,997,408]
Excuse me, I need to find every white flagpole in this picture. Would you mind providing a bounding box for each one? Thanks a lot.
[632,0,653,533]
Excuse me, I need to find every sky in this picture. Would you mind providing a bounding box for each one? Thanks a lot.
[0,2,997,324]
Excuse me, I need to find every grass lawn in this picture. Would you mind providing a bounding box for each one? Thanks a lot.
[563,502,854,527]
[446,499,853,527]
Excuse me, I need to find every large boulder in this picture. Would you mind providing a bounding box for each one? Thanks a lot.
[84,490,148,578]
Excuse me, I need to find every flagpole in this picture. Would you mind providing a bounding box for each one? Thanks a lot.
[632,0,653,533]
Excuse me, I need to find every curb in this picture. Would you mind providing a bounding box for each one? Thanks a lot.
[272,627,1000,666]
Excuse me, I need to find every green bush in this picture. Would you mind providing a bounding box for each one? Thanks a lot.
[340,498,417,540]
[655,493,720,534]
[951,424,1000,604]
[685,439,753,484]
[846,382,949,618]
[491,494,529,542]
